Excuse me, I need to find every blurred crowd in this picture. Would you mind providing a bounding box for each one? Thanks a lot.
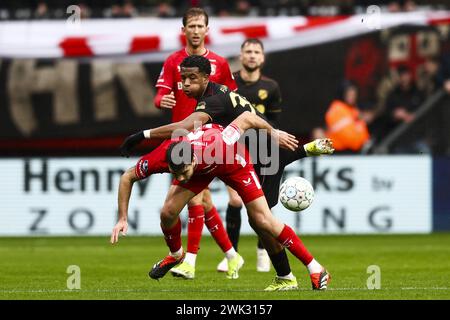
[0,0,449,20]
[312,53,450,154]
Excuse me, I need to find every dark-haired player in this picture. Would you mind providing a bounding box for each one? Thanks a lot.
[120,55,333,290]
[154,7,237,279]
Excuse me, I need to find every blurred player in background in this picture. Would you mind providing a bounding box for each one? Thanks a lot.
[217,38,283,274]
[153,7,237,279]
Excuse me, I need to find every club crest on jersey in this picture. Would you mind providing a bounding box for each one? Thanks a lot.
[211,64,216,75]
[219,85,227,93]
[196,101,206,110]
[256,104,265,114]
[141,160,149,175]
[258,89,268,100]
[177,82,182,90]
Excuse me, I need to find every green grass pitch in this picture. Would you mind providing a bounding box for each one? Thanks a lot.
[0,233,449,300]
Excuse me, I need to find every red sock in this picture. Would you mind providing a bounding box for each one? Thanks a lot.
[205,207,233,252]
[161,218,182,253]
[187,205,204,254]
[276,224,313,266]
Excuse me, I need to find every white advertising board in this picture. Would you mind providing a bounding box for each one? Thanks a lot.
[0,156,432,236]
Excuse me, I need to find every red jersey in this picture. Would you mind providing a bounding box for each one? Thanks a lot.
[135,124,262,204]
[156,48,237,122]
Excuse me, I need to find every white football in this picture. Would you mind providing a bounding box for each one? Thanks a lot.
[279,177,315,212]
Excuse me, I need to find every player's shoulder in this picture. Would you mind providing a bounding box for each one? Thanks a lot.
[201,91,224,105]
[260,75,280,87]
[165,49,187,63]
[207,50,228,64]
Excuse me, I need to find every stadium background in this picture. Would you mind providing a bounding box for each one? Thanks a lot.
[0,0,449,300]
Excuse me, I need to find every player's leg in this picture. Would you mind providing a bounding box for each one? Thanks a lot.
[172,188,239,279]
[225,186,243,250]
[201,188,242,276]
[169,191,204,279]
[245,197,331,290]
[279,138,334,169]
[149,184,197,280]
[253,166,298,289]
[217,186,243,272]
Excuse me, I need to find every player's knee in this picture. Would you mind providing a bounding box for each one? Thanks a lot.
[160,204,179,223]
[188,197,202,207]
[228,196,243,207]
[248,212,272,233]
[202,195,213,212]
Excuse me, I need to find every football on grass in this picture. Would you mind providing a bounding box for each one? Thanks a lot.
[279,177,314,212]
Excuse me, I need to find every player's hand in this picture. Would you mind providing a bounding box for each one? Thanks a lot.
[160,91,176,109]
[275,129,299,151]
[111,219,128,244]
[119,131,145,157]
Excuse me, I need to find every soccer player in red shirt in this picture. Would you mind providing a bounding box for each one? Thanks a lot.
[153,8,238,279]
[111,120,330,289]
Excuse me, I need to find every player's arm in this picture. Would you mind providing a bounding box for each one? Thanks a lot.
[154,57,176,109]
[154,87,176,109]
[111,166,140,244]
[119,112,210,157]
[222,111,299,151]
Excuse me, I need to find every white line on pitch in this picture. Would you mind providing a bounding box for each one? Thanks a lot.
[0,287,449,294]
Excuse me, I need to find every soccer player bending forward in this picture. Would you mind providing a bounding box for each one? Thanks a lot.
[111,120,331,291]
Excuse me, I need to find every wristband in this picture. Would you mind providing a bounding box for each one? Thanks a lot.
[222,124,241,145]
[143,129,151,139]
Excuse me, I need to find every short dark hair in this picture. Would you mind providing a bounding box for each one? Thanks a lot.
[241,38,264,51]
[180,55,211,75]
[166,141,194,173]
[182,7,209,27]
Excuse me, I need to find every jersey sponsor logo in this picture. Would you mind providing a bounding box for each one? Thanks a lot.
[200,164,217,174]
[258,89,268,100]
[211,64,216,75]
[242,178,252,186]
[177,82,182,90]
[196,101,206,110]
